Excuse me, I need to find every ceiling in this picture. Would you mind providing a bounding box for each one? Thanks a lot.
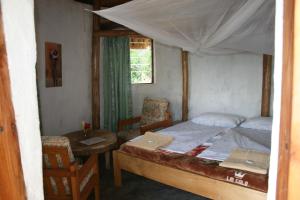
[74,0,132,31]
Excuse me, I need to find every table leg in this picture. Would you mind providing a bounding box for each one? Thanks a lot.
[105,151,110,169]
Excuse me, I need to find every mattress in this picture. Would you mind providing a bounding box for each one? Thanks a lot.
[197,127,271,161]
[157,121,227,153]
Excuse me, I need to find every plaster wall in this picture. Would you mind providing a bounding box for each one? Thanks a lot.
[131,42,183,120]
[132,43,269,120]
[35,0,93,135]
[1,0,43,199]
[189,53,264,118]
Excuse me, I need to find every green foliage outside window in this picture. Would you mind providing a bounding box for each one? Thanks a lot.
[130,47,153,84]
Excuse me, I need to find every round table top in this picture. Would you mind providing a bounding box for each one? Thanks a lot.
[64,129,117,156]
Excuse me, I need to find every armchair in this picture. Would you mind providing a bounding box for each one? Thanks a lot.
[117,98,173,144]
[42,136,100,200]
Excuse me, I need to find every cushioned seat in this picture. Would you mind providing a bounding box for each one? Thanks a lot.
[117,98,173,144]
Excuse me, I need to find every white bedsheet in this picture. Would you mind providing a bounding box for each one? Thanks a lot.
[158,121,226,154]
[197,128,271,161]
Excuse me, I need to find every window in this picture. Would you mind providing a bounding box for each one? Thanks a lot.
[130,37,153,84]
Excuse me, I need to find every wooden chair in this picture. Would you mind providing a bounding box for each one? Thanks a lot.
[117,97,173,144]
[42,136,100,200]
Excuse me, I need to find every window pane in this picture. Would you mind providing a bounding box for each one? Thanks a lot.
[130,37,153,84]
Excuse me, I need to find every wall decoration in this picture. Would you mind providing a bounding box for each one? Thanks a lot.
[45,42,62,87]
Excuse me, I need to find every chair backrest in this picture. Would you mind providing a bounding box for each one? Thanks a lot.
[140,97,169,126]
[42,136,75,196]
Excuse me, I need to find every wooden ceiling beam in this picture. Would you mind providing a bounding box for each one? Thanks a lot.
[75,0,131,7]
[94,30,143,37]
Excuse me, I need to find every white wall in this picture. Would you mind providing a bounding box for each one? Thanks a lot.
[132,42,267,120]
[189,53,263,118]
[1,0,43,199]
[35,0,93,135]
[268,0,283,198]
[131,42,182,120]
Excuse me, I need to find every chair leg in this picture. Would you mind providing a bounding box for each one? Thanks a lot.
[113,151,122,187]
[94,185,100,200]
[105,151,110,169]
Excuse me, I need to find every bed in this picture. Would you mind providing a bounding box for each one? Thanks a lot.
[113,120,270,200]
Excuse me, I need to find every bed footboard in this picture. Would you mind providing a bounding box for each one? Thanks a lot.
[113,150,267,200]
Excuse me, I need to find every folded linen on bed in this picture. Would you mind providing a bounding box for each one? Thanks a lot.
[219,148,270,174]
[158,122,226,153]
[126,132,174,151]
[197,128,271,161]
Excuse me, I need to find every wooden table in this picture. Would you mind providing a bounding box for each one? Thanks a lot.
[64,129,117,169]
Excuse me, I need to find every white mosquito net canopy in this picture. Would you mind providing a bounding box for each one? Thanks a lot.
[94,0,274,55]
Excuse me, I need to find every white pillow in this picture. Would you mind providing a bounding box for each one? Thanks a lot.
[240,117,273,131]
[191,112,246,128]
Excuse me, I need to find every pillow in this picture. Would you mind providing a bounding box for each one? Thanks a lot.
[191,112,246,128]
[240,117,273,131]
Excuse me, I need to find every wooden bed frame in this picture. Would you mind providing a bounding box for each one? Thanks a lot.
[113,150,267,200]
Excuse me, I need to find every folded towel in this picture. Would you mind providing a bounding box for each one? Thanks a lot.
[126,132,174,151]
[219,148,270,174]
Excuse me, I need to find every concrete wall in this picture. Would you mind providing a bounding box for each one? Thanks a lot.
[2,0,44,199]
[35,0,93,135]
[132,43,269,120]
[131,42,182,120]
[189,53,264,118]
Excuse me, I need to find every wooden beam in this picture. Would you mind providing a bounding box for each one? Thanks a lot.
[91,0,101,129]
[94,30,143,37]
[75,0,132,7]
[0,7,26,199]
[276,0,296,199]
[181,50,189,121]
[261,54,272,117]
[277,0,300,198]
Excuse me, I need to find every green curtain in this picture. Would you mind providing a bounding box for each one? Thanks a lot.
[103,37,132,132]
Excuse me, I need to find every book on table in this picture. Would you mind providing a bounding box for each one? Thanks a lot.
[80,137,106,145]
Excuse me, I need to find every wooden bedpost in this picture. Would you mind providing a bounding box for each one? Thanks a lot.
[182,50,189,121]
[261,54,272,117]
[91,0,101,129]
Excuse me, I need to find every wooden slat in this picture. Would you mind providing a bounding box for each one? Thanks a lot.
[43,146,71,168]
[80,175,97,200]
[276,0,295,199]
[115,151,267,200]
[91,0,101,129]
[117,116,141,131]
[44,176,55,196]
[181,50,189,121]
[78,154,97,182]
[288,0,300,198]
[94,30,143,37]
[0,6,26,199]
[261,54,272,117]
[54,177,66,195]
[43,169,73,177]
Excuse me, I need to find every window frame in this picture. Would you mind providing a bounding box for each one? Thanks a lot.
[129,37,154,84]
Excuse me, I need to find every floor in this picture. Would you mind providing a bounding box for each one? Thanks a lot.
[98,155,209,200]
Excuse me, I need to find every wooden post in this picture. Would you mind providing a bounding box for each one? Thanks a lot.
[91,0,101,129]
[261,54,272,117]
[277,0,300,199]
[181,50,189,121]
[0,8,26,199]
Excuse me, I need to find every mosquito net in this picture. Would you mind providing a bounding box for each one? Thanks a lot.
[94,0,274,55]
